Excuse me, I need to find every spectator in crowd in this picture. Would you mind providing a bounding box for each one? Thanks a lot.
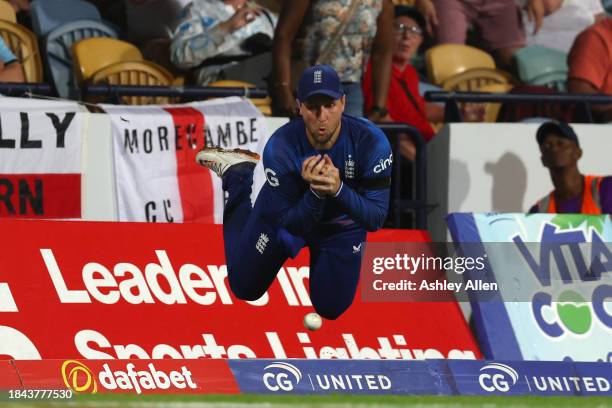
[520,0,605,53]
[170,0,277,86]
[123,0,191,76]
[414,0,550,68]
[271,0,394,118]
[363,6,442,152]
[363,6,485,160]
[530,121,611,214]
[567,17,612,123]
[125,0,190,46]
[0,37,25,83]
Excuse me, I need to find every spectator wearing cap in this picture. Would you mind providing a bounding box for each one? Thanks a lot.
[0,37,25,83]
[530,121,612,214]
[363,5,443,153]
[363,6,485,161]
[567,17,612,123]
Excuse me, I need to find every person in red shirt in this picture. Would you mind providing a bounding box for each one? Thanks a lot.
[363,5,443,160]
[567,17,612,123]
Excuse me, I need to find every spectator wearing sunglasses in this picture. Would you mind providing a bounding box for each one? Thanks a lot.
[363,6,443,159]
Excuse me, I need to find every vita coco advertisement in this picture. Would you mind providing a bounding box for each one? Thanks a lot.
[447,213,612,363]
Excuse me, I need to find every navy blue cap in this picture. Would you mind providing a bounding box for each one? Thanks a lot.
[536,121,580,147]
[297,64,344,102]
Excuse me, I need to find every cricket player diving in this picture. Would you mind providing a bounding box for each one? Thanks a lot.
[196,64,392,323]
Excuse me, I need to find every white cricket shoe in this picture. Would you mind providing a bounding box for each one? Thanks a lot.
[196,147,260,177]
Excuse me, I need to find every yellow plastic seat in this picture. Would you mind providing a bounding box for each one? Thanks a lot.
[426,44,496,86]
[90,60,174,105]
[441,67,514,92]
[0,20,42,81]
[72,37,142,85]
[0,1,16,23]
[209,80,272,116]
[474,83,514,122]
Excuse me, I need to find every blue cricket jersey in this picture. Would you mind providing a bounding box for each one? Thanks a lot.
[258,114,392,238]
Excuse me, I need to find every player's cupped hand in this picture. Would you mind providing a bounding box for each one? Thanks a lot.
[301,155,325,184]
[302,155,341,196]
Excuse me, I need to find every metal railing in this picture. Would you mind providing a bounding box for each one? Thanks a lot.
[377,123,428,230]
[0,83,269,100]
[425,91,612,123]
[83,84,269,103]
[0,82,54,96]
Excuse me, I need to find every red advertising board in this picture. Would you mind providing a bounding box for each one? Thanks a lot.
[4,359,238,394]
[0,360,20,390]
[0,220,480,362]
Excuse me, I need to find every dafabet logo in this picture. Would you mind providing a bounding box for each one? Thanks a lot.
[61,360,97,394]
[61,360,198,394]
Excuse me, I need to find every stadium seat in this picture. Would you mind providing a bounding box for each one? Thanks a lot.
[0,20,43,82]
[513,45,568,91]
[425,44,496,86]
[0,1,16,23]
[90,60,174,105]
[209,80,272,116]
[30,0,101,37]
[441,67,514,91]
[72,37,143,85]
[44,20,118,98]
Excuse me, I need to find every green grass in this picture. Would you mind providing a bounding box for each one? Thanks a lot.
[1,394,610,408]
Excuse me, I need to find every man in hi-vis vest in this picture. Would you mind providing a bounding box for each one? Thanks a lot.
[529,121,611,214]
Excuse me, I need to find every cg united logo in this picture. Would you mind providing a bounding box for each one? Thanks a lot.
[61,360,98,394]
[262,362,302,392]
[478,363,519,393]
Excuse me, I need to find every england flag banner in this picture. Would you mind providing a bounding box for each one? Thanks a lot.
[0,97,85,219]
[103,98,269,223]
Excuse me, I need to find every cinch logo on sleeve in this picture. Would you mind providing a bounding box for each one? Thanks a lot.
[373,153,393,174]
[263,362,302,392]
[478,363,519,393]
